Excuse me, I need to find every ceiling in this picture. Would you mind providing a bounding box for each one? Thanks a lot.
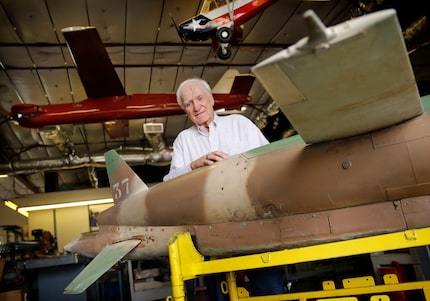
[0,0,429,203]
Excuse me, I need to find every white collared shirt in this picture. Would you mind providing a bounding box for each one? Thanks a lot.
[163,113,269,181]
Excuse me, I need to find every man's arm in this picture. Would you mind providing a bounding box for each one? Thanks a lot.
[163,164,192,181]
[163,139,192,181]
[163,150,228,181]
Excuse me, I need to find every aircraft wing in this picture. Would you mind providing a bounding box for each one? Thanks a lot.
[252,9,423,144]
[64,239,141,294]
[62,26,129,138]
[62,26,126,98]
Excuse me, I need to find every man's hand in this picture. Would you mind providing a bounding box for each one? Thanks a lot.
[190,151,229,170]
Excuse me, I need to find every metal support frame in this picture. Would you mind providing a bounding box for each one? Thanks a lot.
[167,228,430,301]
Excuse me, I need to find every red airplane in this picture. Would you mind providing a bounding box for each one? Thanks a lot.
[177,0,279,59]
[10,26,255,138]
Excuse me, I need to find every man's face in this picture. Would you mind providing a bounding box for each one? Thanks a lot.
[181,82,215,127]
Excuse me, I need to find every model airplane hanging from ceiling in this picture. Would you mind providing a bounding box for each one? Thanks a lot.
[177,0,279,60]
[64,9,430,294]
[9,26,255,138]
[176,0,327,60]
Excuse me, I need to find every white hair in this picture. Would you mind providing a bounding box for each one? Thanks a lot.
[176,78,212,109]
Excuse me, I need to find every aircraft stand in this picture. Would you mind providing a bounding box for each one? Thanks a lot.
[167,227,430,301]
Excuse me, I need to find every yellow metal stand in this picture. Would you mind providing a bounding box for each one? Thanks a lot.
[167,228,430,301]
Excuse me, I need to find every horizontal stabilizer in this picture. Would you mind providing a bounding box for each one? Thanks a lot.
[64,239,141,294]
[252,9,422,144]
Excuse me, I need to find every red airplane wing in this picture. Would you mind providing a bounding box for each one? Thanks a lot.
[62,26,126,98]
[62,26,129,138]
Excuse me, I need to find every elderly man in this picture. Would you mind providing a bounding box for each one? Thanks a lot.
[163,77,268,181]
[163,77,286,299]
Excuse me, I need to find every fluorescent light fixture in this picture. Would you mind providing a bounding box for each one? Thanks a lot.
[4,200,18,210]
[17,209,29,218]
[0,174,8,178]
[4,200,29,217]
[18,198,113,212]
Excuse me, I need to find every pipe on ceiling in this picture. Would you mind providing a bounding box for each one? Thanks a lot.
[0,151,172,176]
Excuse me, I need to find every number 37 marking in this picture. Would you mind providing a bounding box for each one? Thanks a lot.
[113,178,129,200]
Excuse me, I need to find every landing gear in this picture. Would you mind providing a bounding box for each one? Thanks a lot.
[216,26,233,60]
[216,27,233,43]
[217,43,232,60]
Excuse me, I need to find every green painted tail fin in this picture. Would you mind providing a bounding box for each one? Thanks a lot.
[104,150,148,204]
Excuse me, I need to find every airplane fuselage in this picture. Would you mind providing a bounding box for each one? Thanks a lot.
[179,0,277,42]
[67,96,430,259]
[10,93,251,128]
[98,98,430,227]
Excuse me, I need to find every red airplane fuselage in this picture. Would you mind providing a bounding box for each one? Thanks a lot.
[225,0,277,26]
[11,93,250,128]
[179,0,278,42]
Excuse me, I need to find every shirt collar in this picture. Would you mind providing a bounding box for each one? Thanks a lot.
[197,113,219,134]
